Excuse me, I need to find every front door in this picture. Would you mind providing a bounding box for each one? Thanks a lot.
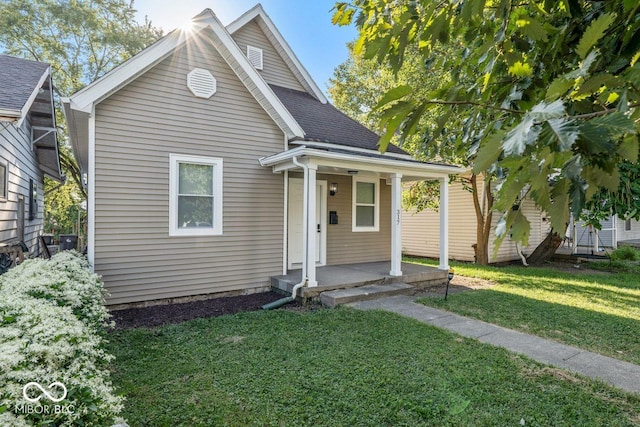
[288,178,326,269]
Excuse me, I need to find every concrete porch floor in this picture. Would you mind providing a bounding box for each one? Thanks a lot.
[271,261,448,299]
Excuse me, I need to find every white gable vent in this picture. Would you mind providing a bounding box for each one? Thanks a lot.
[247,45,263,70]
[187,68,217,99]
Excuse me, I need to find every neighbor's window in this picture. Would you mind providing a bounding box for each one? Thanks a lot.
[0,162,6,201]
[169,154,223,236]
[625,219,632,231]
[352,177,379,232]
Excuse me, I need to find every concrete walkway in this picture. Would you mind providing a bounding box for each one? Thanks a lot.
[349,295,640,395]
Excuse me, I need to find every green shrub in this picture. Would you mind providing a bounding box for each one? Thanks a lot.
[0,251,124,426]
[610,245,640,261]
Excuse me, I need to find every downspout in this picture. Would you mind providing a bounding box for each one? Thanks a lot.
[262,156,308,309]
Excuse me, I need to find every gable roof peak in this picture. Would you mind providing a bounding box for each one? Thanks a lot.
[192,8,216,21]
[227,4,327,104]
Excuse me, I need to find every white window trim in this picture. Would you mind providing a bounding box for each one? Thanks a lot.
[169,154,223,237]
[0,161,7,202]
[352,176,380,232]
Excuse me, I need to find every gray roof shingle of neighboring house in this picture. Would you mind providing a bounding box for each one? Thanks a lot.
[269,84,409,155]
[0,55,50,113]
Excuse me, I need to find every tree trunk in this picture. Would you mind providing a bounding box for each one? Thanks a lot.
[470,174,493,265]
[526,230,563,265]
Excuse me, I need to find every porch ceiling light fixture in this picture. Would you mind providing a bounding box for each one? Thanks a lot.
[329,182,338,196]
[347,170,358,175]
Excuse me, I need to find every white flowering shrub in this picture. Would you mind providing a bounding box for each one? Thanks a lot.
[0,251,124,426]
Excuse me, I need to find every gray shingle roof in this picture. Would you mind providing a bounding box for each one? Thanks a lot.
[269,84,408,155]
[0,55,50,112]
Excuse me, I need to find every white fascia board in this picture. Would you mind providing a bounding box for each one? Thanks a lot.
[200,10,305,138]
[87,105,96,270]
[61,98,89,175]
[69,31,185,113]
[259,146,308,166]
[289,140,416,161]
[226,4,327,104]
[260,147,463,177]
[17,66,51,127]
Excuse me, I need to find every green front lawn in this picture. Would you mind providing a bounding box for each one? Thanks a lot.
[107,309,640,426]
[409,257,640,365]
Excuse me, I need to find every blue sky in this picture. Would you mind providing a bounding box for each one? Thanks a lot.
[133,0,358,93]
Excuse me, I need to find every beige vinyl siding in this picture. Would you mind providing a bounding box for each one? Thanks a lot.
[231,20,306,91]
[94,29,286,305]
[327,174,391,264]
[291,172,391,265]
[402,176,550,263]
[0,122,44,254]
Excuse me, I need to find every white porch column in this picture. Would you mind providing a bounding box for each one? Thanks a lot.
[306,164,318,287]
[439,177,450,271]
[390,173,403,276]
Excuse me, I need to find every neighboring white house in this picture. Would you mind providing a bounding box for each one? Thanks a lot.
[402,175,551,263]
[63,5,461,305]
[0,55,62,258]
[402,173,640,262]
[571,215,640,252]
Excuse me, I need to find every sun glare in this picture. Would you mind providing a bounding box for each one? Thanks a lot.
[178,21,194,33]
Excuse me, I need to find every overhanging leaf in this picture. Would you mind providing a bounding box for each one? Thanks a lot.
[589,112,635,137]
[373,85,413,111]
[578,121,615,154]
[575,73,621,97]
[503,116,538,156]
[516,16,549,42]
[618,134,639,162]
[547,179,570,233]
[473,130,506,172]
[576,12,616,59]
[540,118,579,151]
[508,61,533,78]
[569,179,587,220]
[530,100,566,121]
[546,77,573,101]
[510,210,531,247]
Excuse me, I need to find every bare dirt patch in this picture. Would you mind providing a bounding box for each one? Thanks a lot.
[544,261,611,276]
[419,273,496,297]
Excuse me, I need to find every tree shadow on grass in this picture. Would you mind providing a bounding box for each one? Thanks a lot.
[419,287,640,365]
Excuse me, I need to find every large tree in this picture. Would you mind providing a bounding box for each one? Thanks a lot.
[329,43,496,263]
[334,0,640,263]
[0,0,162,238]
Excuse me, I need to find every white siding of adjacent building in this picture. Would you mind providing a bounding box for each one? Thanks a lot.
[616,217,640,242]
[402,176,550,263]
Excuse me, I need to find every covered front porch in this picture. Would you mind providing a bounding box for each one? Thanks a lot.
[271,261,448,298]
[260,145,461,301]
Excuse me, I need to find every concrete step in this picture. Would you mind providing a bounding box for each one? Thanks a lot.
[320,282,414,308]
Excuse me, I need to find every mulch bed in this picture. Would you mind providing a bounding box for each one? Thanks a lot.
[110,291,303,330]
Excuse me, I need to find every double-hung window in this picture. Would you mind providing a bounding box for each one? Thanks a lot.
[352,176,379,232]
[0,162,7,202]
[169,154,223,236]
